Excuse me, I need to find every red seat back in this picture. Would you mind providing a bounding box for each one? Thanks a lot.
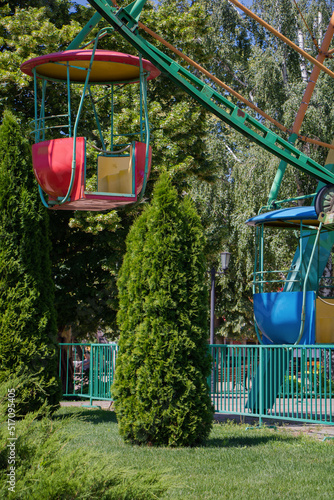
[32,137,85,199]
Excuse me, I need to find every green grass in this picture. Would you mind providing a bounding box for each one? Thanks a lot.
[53,406,334,500]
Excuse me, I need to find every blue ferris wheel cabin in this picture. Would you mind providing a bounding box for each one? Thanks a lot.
[246,206,334,345]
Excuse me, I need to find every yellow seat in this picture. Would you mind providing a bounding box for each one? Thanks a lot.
[316,298,334,343]
[97,149,133,194]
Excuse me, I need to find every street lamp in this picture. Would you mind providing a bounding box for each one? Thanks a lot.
[220,251,231,273]
[210,251,231,345]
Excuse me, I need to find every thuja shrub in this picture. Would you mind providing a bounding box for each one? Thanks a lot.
[0,377,169,499]
[113,173,213,446]
[0,110,61,414]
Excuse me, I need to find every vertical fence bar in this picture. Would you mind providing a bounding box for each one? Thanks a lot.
[89,346,93,406]
[59,346,62,382]
[323,347,326,421]
[321,348,325,420]
[314,347,317,420]
[66,346,69,396]
[330,348,333,423]
[215,346,219,409]
[306,347,309,418]
[259,346,263,426]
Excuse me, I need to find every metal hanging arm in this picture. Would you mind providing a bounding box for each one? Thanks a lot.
[137,54,150,202]
[58,30,103,205]
[66,11,103,50]
[295,222,323,345]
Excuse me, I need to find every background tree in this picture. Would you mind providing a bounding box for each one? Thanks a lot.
[194,0,334,340]
[0,110,61,414]
[113,173,213,446]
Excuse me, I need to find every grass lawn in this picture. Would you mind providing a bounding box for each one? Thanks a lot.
[54,406,334,500]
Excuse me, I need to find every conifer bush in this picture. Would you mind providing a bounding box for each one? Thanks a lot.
[113,173,213,446]
[0,377,169,499]
[0,110,61,414]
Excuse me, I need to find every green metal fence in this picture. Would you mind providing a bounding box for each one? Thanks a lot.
[59,343,334,425]
[210,344,334,426]
[59,343,118,406]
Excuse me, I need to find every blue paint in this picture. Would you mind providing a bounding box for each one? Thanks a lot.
[254,291,316,345]
[246,206,318,227]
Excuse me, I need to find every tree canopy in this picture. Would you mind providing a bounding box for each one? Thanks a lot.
[0,0,216,338]
[194,0,334,339]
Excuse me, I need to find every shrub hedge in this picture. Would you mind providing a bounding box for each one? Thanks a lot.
[113,173,213,446]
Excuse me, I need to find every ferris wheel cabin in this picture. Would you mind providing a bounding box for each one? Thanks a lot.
[20,48,160,210]
[246,206,334,345]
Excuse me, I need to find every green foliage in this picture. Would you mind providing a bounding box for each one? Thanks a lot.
[49,0,217,338]
[113,174,213,446]
[139,0,214,184]
[0,0,218,338]
[0,2,80,120]
[6,0,334,344]
[49,209,124,338]
[0,379,169,499]
[6,404,333,500]
[0,110,61,413]
[189,0,334,340]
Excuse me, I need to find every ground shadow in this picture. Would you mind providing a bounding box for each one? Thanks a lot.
[54,407,118,425]
[204,433,299,448]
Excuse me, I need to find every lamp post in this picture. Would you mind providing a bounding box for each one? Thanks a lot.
[210,251,231,345]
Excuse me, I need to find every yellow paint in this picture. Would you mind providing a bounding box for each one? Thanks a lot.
[316,298,334,343]
[36,60,140,83]
[98,152,133,194]
[325,138,334,166]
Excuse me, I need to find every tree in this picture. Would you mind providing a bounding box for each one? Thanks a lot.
[113,173,213,446]
[0,1,78,120]
[0,110,61,413]
[189,0,334,341]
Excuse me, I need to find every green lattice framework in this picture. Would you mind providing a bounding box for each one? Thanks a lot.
[81,0,334,185]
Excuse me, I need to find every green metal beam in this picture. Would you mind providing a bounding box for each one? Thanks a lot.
[86,0,334,185]
[267,133,298,205]
[67,11,102,50]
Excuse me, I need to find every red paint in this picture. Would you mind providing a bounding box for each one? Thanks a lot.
[32,137,85,199]
[32,138,152,210]
[21,50,160,82]
[135,142,152,194]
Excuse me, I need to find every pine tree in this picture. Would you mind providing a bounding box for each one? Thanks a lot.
[113,173,213,446]
[0,110,61,414]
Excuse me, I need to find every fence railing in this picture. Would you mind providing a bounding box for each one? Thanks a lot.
[59,343,118,406]
[210,344,334,426]
[59,343,334,425]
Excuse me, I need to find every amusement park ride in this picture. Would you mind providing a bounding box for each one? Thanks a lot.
[20,0,334,349]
